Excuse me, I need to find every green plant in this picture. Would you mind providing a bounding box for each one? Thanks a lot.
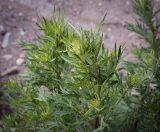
[125,0,160,131]
[2,15,127,131]
[2,0,160,131]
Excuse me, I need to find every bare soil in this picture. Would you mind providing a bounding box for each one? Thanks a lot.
[1,0,160,82]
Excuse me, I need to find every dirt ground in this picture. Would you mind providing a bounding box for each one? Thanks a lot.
[0,0,160,82]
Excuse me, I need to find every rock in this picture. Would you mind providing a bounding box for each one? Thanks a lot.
[19,28,26,36]
[149,83,157,90]
[0,25,5,32]
[128,32,135,38]
[0,25,6,36]
[2,54,13,60]
[131,89,140,96]
[98,2,102,6]
[19,52,25,58]
[32,17,37,22]
[0,66,18,78]
[1,32,12,48]
[16,58,25,65]
[38,86,51,101]
[103,32,108,38]
[107,28,112,32]
[18,12,23,17]
[89,1,93,4]
[126,1,130,6]
[121,22,127,27]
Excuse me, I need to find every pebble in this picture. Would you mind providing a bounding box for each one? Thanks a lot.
[2,54,13,60]
[16,58,25,65]
[131,89,140,96]
[103,32,108,38]
[98,2,102,6]
[128,32,135,38]
[107,28,112,32]
[38,86,51,100]
[0,25,5,32]
[149,83,157,90]
[8,5,12,9]
[18,12,23,17]
[19,28,26,36]
[121,22,127,27]
[0,66,18,78]
[1,32,12,48]
[32,17,37,22]
[126,1,130,6]
[0,25,6,37]
[89,1,93,4]
[19,52,25,58]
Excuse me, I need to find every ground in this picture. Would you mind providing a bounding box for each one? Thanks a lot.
[1,0,160,81]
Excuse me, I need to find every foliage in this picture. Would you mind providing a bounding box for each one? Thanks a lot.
[2,0,160,131]
[126,0,160,131]
[2,15,126,132]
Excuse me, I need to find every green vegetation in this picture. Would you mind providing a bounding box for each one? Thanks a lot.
[2,0,160,131]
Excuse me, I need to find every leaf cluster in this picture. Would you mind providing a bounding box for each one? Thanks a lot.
[2,0,160,131]
[2,15,126,132]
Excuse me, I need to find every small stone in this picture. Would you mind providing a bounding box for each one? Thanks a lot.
[71,68,75,73]
[18,12,23,17]
[103,32,108,38]
[98,2,102,6]
[0,25,5,32]
[3,54,13,60]
[16,58,25,65]
[121,22,126,27]
[1,32,12,48]
[126,1,130,6]
[19,53,25,58]
[32,17,37,22]
[131,89,140,96]
[149,83,157,90]
[0,25,6,36]
[8,5,12,9]
[19,28,26,36]
[38,86,51,101]
[128,32,135,38]
[107,28,112,32]
[0,66,18,78]
[89,1,93,4]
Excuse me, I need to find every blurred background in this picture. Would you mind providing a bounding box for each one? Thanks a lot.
[0,0,160,82]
